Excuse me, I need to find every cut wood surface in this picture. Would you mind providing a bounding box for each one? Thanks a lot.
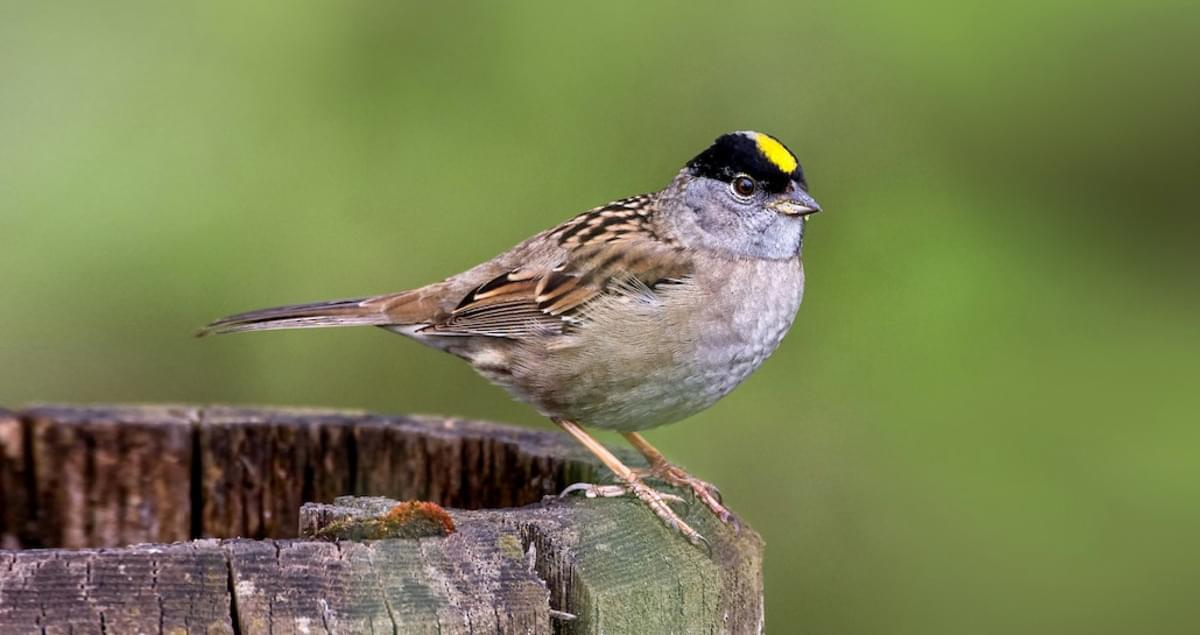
[0,404,764,634]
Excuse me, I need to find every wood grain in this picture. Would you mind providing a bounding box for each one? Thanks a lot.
[0,404,764,634]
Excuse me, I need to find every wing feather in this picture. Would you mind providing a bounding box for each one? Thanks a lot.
[425,239,690,338]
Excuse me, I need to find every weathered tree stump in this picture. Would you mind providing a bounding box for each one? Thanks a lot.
[0,405,764,634]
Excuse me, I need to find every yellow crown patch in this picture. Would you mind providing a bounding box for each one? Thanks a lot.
[755,133,798,174]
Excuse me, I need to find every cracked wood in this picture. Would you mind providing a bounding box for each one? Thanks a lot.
[0,404,764,634]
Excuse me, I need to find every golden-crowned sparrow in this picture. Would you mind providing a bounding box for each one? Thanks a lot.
[201,131,821,546]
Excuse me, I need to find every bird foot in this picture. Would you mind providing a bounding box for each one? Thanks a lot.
[559,479,708,548]
[559,482,685,504]
[633,462,740,530]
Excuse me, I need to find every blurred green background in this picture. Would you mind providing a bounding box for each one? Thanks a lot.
[2,1,1197,632]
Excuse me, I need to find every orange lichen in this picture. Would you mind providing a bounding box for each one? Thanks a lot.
[312,500,456,541]
[383,501,456,536]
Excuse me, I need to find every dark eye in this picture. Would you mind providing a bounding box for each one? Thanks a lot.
[731,175,756,198]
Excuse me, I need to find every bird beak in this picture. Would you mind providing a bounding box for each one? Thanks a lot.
[770,188,822,217]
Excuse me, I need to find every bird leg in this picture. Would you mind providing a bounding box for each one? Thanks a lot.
[553,418,708,548]
[623,432,739,528]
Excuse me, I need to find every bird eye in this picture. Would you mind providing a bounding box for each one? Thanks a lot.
[731,175,756,198]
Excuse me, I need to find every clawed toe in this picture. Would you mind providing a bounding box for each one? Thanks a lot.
[559,481,686,504]
[637,464,738,529]
[626,479,707,546]
[559,482,629,499]
[619,432,738,531]
[716,508,741,532]
[558,477,703,545]
[552,421,711,550]
[690,477,723,505]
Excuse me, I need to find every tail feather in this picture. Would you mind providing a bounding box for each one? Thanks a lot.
[198,297,393,336]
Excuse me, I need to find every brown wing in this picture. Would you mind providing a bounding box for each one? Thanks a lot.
[423,238,691,339]
[199,193,685,339]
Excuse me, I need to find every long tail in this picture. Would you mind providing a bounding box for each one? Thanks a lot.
[197,297,394,336]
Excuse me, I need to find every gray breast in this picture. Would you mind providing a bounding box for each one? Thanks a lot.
[534,255,805,431]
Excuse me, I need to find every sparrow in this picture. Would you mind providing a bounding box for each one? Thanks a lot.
[201,130,821,546]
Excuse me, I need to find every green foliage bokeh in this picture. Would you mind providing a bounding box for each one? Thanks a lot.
[1,2,1196,632]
